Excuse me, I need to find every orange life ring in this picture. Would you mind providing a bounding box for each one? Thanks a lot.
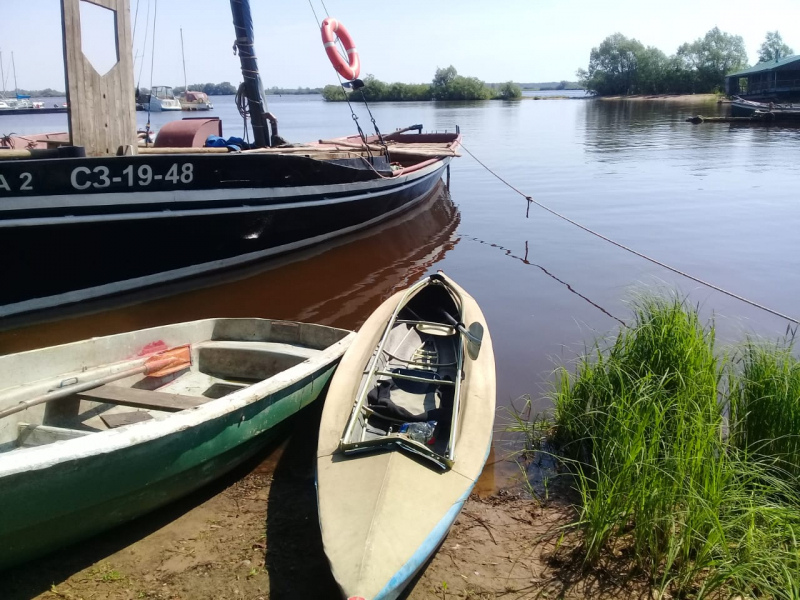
[321,18,360,81]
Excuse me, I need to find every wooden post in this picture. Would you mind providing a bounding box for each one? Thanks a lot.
[60,0,137,156]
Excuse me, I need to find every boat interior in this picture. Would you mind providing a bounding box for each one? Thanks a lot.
[341,279,464,469]
[1,123,460,178]
[0,320,348,454]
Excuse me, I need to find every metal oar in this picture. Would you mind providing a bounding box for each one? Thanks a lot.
[0,345,192,420]
[439,310,483,360]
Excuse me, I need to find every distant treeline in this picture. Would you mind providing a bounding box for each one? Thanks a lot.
[265,86,323,95]
[8,88,64,97]
[171,82,238,95]
[322,67,522,102]
[579,29,794,96]
[516,81,582,91]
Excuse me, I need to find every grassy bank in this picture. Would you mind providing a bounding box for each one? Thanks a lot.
[538,294,800,598]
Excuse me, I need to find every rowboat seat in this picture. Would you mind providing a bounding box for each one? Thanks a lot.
[194,341,321,381]
[78,385,208,412]
[16,423,91,448]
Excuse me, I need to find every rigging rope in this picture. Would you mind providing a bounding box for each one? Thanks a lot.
[131,0,141,46]
[145,0,158,147]
[235,83,252,144]
[459,142,800,325]
[135,0,151,90]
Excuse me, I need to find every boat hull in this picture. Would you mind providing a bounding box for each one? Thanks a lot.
[0,107,68,116]
[316,274,496,600]
[731,98,800,119]
[0,319,353,570]
[0,153,450,317]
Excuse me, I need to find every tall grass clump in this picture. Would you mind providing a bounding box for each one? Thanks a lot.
[730,339,800,478]
[550,293,800,598]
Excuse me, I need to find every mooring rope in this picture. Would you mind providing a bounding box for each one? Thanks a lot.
[464,236,627,326]
[459,142,800,325]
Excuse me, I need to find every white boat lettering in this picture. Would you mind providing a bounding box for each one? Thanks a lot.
[19,173,33,191]
[70,166,92,190]
[93,166,111,189]
[0,175,10,192]
[69,163,195,190]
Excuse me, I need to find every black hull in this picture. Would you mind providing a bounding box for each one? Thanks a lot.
[0,152,450,318]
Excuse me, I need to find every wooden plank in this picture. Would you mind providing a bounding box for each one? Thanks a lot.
[100,411,154,428]
[79,385,208,412]
[60,0,137,156]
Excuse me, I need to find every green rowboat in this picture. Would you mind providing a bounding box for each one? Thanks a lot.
[0,318,354,570]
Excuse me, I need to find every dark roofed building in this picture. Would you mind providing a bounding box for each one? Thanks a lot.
[726,55,800,99]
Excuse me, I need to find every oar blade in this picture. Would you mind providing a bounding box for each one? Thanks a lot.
[466,322,484,360]
[144,345,192,378]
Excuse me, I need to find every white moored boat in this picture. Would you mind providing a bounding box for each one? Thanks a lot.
[316,272,496,600]
[148,85,182,111]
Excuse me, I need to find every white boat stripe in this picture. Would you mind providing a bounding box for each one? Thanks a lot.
[0,166,444,228]
[346,48,357,55]
[0,160,442,213]
[324,41,337,49]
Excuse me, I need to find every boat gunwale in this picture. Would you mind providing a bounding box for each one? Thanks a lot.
[0,319,355,478]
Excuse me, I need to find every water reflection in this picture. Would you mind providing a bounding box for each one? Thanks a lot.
[0,183,460,354]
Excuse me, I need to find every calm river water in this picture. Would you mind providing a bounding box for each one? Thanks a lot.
[2,94,799,484]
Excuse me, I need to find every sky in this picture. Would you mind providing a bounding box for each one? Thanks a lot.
[1,0,799,91]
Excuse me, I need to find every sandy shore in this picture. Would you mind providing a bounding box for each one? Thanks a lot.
[0,407,647,600]
[597,93,720,103]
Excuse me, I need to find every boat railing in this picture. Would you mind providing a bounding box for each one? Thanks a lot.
[372,370,455,386]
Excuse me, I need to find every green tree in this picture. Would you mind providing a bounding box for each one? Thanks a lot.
[432,66,458,91]
[431,66,493,100]
[359,74,389,101]
[322,84,346,101]
[684,28,748,91]
[758,31,794,63]
[581,33,645,95]
[497,81,522,100]
[635,46,669,94]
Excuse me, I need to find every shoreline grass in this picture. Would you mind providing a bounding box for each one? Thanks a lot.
[528,293,800,598]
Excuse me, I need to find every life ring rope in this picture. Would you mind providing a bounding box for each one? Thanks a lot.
[321,17,360,81]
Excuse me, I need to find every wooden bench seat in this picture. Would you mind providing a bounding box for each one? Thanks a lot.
[79,385,208,413]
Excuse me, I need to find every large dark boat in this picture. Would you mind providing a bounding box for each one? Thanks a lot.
[0,0,459,320]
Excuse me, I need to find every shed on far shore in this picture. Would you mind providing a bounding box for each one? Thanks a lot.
[726,55,800,99]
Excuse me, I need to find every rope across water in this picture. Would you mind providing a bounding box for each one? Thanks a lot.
[459,142,800,326]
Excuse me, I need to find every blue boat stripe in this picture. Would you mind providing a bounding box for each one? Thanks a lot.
[373,435,493,600]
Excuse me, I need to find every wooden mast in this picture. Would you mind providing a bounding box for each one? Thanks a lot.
[229,0,270,148]
[60,0,137,156]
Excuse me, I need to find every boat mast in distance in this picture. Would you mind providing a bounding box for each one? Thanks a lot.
[229,0,270,148]
[180,28,188,94]
[60,0,137,156]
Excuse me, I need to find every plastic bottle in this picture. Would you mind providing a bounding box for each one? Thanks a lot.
[399,421,437,445]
